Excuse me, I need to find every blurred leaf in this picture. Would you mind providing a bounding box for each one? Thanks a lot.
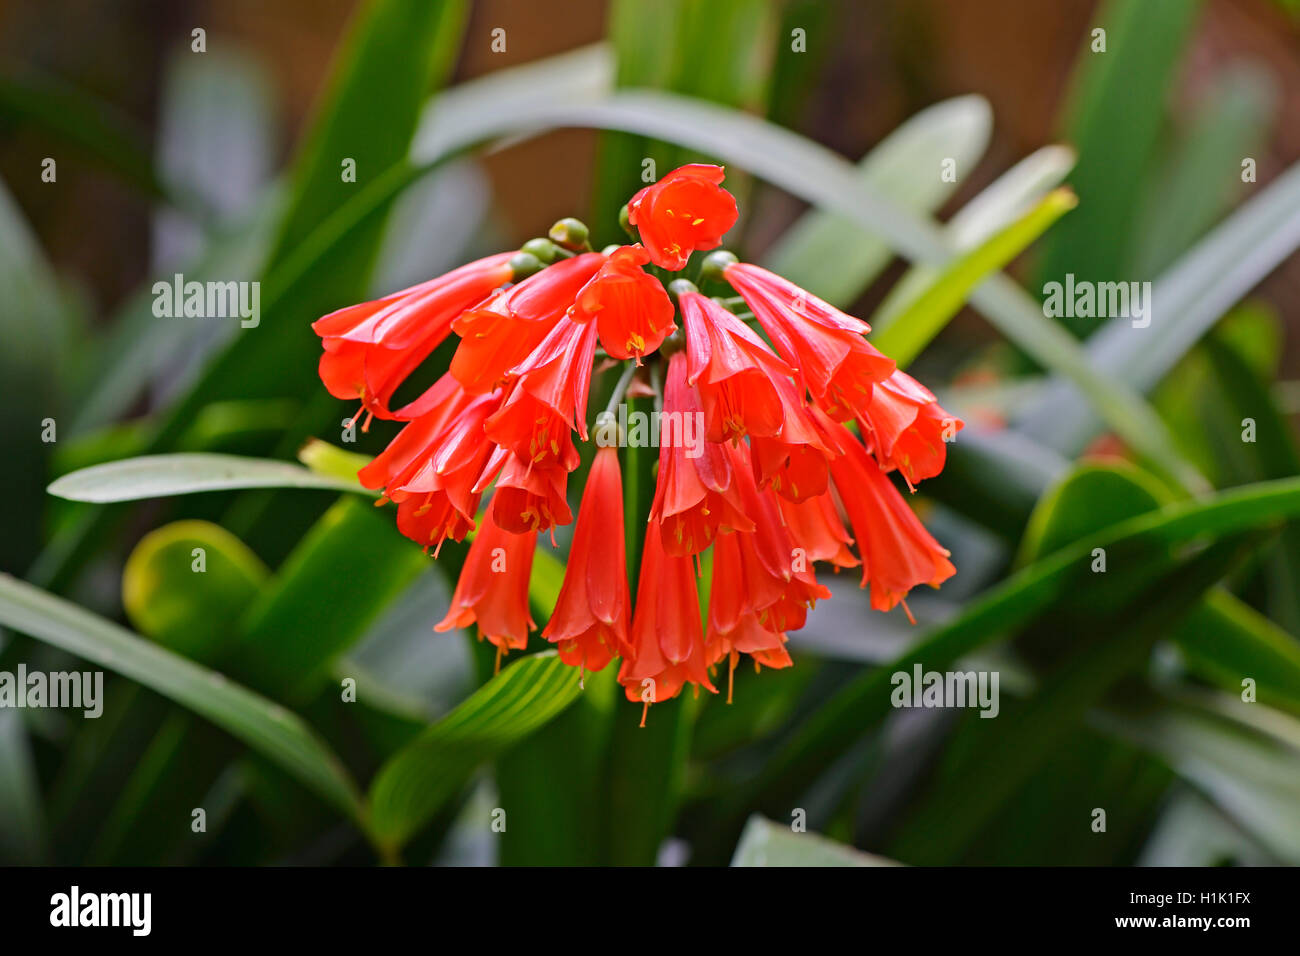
[1175,593,1300,718]
[122,520,269,663]
[764,95,993,305]
[593,0,777,240]
[298,438,373,482]
[728,477,1300,835]
[0,710,47,864]
[368,652,582,850]
[732,815,899,866]
[1035,0,1202,336]
[0,574,366,824]
[1100,699,1300,862]
[0,71,174,205]
[47,453,371,503]
[33,0,469,593]
[235,498,428,700]
[873,144,1076,323]
[0,176,78,572]
[495,666,618,865]
[1015,460,1170,567]
[887,531,1262,863]
[151,47,277,270]
[1133,65,1274,277]
[871,188,1077,367]
[1018,158,1300,454]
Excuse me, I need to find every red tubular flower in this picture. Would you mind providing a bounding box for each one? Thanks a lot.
[450,253,604,394]
[627,164,738,271]
[619,521,716,722]
[362,390,503,553]
[729,454,830,634]
[678,290,793,444]
[748,374,839,502]
[484,450,574,537]
[856,368,963,488]
[435,508,537,660]
[778,491,859,570]
[724,261,895,421]
[569,245,675,362]
[649,353,754,556]
[542,447,631,674]
[313,252,514,423]
[827,421,955,619]
[483,314,597,473]
[706,530,792,692]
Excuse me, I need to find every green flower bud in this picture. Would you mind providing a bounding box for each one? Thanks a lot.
[699,249,739,283]
[667,278,699,301]
[521,237,561,264]
[618,204,635,238]
[508,251,543,280]
[548,217,589,250]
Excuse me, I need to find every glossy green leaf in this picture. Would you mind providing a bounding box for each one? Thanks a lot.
[740,476,1300,825]
[0,573,365,824]
[368,651,583,849]
[47,453,372,502]
[1019,158,1300,454]
[873,144,1076,323]
[122,520,269,663]
[763,95,993,305]
[235,498,429,699]
[871,188,1078,368]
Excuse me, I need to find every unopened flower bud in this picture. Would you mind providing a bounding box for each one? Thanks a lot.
[549,217,589,250]
[521,237,561,264]
[508,251,543,280]
[667,278,699,302]
[699,249,739,283]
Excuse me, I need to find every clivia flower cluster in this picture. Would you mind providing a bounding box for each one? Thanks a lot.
[313,164,961,721]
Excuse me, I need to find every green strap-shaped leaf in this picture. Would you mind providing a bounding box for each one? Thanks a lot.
[732,815,899,867]
[872,143,1076,324]
[763,94,993,305]
[0,573,366,826]
[368,651,583,849]
[870,188,1078,368]
[732,476,1300,831]
[47,453,372,502]
[1019,157,1300,453]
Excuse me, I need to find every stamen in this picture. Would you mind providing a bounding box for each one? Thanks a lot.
[900,597,916,626]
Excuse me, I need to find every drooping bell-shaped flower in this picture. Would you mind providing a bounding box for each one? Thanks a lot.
[358,381,502,553]
[483,448,574,537]
[748,373,839,502]
[569,244,676,362]
[724,260,895,421]
[313,252,515,423]
[483,314,597,474]
[627,164,738,271]
[678,289,792,444]
[778,490,859,570]
[450,253,604,394]
[435,508,537,660]
[648,352,754,556]
[827,421,955,619]
[619,520,716,723]
[856,368,963,488]
[542,446,631,675]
